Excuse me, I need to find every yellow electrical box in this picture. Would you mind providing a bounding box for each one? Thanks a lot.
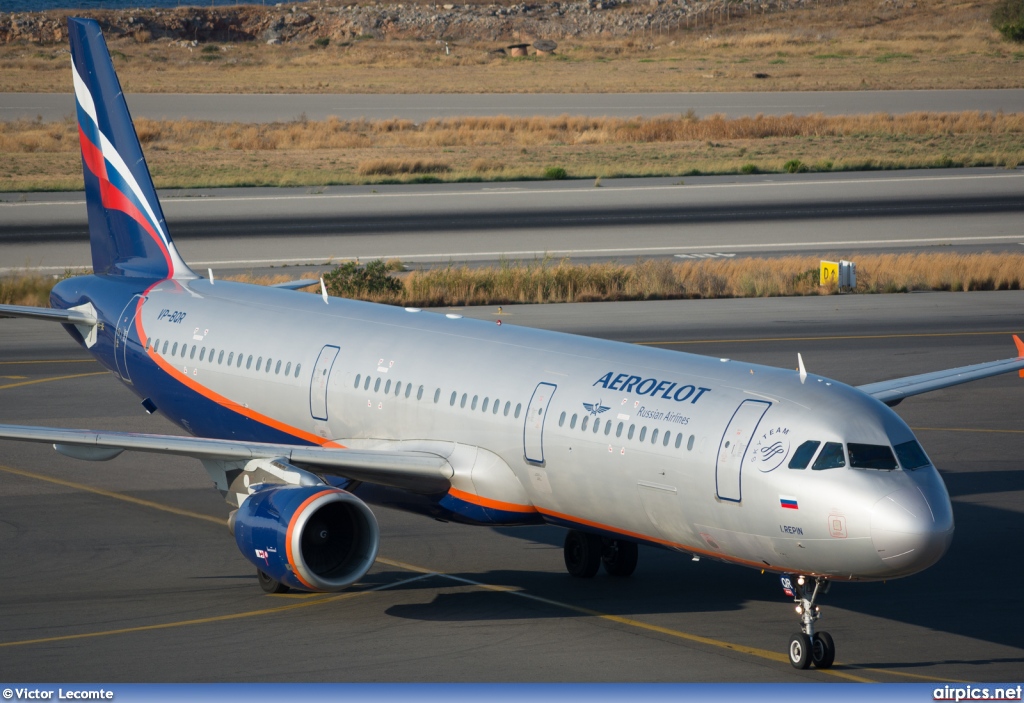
[820,261,838,287]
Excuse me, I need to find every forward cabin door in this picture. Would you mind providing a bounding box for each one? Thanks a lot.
[715,399,771,502]
[523,382,557,464]
[309,345,340,421]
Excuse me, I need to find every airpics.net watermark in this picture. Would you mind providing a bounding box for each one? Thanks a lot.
[934,686,1024,702]
[2,690,113,701]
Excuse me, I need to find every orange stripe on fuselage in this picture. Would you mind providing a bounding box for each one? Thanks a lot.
[447,487,537,514]
[132,283,344,448]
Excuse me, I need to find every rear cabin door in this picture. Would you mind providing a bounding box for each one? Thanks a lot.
[309,345,340,421]
[114,294,143,383]
[715,399,771,502]
[523,382,557,464]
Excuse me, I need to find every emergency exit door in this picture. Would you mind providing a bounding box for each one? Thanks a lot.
[523,382,557,464]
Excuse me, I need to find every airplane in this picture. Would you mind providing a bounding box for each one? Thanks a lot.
[2,17,1024,672]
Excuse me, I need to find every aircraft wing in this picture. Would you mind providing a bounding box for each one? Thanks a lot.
[269,279,319,290]
[857,334,1024,406]
[0,424,453,493]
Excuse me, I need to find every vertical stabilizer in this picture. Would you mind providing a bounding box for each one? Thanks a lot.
[68,18,194,279]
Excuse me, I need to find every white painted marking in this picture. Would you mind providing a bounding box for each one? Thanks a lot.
[2,172,1023,208]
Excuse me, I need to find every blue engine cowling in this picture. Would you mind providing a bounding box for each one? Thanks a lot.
[233,484,380,592]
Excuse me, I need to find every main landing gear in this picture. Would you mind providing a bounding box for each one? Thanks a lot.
[563,530,639,578]
[257,569,289,594]
[782,574,835,670]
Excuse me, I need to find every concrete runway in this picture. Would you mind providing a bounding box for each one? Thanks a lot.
[4,89,1024,123]
[3,169,1024,275]
[1,292,1022,682]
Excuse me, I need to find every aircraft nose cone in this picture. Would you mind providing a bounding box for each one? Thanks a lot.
[871,478,953,577]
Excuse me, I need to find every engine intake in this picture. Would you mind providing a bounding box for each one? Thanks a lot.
[233,485,379,592]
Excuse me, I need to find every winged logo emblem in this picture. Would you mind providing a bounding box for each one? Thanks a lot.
[583,400,611,415]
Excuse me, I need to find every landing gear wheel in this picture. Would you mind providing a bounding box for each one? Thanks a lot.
[257,568,290,594]
[563,530,602,578]
[601,539,639,577]
[811,631,836,669]
[788,632,812,669]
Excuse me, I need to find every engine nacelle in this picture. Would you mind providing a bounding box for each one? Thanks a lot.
[233,485,379,592]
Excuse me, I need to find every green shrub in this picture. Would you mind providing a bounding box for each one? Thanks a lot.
[740,163,758,174]
[314,37,330,48]
[322,259,402,298]
[784,159,807,173]
[992,0,1024,42]
[543,166,568,179]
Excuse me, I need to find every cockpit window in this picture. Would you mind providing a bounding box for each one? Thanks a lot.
[848,443,898,470]
[788,441,821,469]
[812,442,846,470]
[894,440,930,470]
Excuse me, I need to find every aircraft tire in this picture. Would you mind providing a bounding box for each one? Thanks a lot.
[257,568,290,594]
[564,530,602,578]
[788,632,812,669]
[601,540,639,577]
[811,631,836,669]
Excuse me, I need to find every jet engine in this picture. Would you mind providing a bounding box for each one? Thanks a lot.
[232,484,379,592]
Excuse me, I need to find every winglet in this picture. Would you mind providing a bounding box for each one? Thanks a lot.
[797,353,807,384]
[1014,334,1024,377]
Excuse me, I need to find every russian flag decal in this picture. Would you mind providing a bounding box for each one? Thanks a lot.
[780,495,799,510]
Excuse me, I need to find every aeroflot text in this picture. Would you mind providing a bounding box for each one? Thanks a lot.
[934,686,1023,701]
[8,690,114,700]
[593,373,711,404]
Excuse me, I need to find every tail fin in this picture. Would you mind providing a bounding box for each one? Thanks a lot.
[68,17,194,280]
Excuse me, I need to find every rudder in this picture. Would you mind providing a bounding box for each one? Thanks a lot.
[68,17,193,280]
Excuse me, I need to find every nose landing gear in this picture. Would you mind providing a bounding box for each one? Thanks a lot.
[782,574,835,669]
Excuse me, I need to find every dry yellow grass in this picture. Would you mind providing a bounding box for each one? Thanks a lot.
[0,0,1020,93]
[3,112,1021,190]
[7,253,1023,308]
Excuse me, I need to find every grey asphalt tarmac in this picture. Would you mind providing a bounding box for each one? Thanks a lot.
[4,89,1024,123]
[3,169,1024,275]
[0,291,1022,683]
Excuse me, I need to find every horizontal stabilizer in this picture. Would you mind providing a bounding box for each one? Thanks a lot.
[858,335,1024,406]
[0,424,453,494]
[270,279,319,291]
[0,303,97,325]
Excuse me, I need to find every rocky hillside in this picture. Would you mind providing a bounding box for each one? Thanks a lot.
[1,0,837,45]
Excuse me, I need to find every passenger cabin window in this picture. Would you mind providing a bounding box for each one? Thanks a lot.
[294,363,301,378]
[395,382,401,397]
[450,392,457,407]
[628,424,636,440]
[593,419,601,434]
[275,360,282,375]
[471,395,478,410]
[256,357,262,371]
[432,388,439,403]
[675,434,682,449]
[374,378,381,392]
[581,416,588,432]
[384,380,391,394]
[418,385,424,401]
[218,350,224,364]
[570,414,578,429]
[285,362,291,376]
[789,440,821,469]
[559,412,566,427]
[503,401,510,416]
[812,442,846,470]
[663,431,670,447]
[651,428,659,445]
[354,374,361,389]
[848,443,899,470]
[190,345,196,360]
[639,427,647,442]
[460,393,468,409]
[514,403,522,418]
[616,422,623,438]
[482,397,489,413]
[364,377,371,391]
[492,399,500,414]
[266,358,272,373]
[687,434,695,451]
[894,440,929,470]
[246,355,253,370]
[199,348,205,361]
[604,421,611,436]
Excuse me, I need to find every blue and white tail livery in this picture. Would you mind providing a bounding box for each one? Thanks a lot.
[69,17,192,279]
[1,16,1023,671]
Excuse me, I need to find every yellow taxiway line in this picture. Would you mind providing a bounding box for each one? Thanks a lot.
[0,463,971,683]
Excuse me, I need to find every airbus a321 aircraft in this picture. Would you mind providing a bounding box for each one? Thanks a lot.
[2,18,1023,671]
